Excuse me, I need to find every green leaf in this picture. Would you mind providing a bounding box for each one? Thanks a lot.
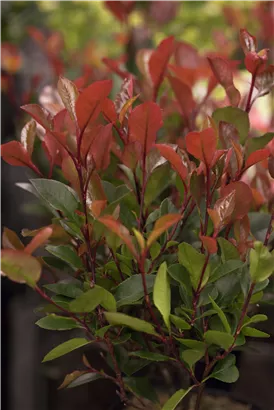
[144,164,170,206]
[209,296,231,334]
[67,372,102,388]
[153,262,171,331]
[162,387,193,410]
[95,325,112,338]
[44,280,83,298]
[168,264,192,294]
[241,314,268,329]
[178,243,210,290]
[181,349,204,368]
[36,314,80,330]
[114,274,155,308]
[124,377,159,404]
[175,339,206,351]
[217,238,240,262]
[46,245,83,270]
[250,241,274,283]
[1,249,41,287]
[247,133,274,155]
[31,179,79,217]
[242,327,270,338]
[204,330,234,350]
[209,260,244,283]
[209,354,239,383]
[70,285,116,312]
[104,312,157,336]
[150,242,161,260]
[51,295,72,310]
[170,314,191,330]
[213,106,250,144]
[129,351,170,362]
[42,338,90,362]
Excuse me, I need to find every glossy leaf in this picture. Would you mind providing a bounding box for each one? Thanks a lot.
[208,57,240,106]
[42,338,90,362]
[1,249,41,287]
[128,101,163,155]
[178,242,210,290]
[162,387,193,410]
[209,296,231,333]
[31,179,79,217]
[70,285,116,312]
[213,107,250,144]
[57,76,79,122]
[154,144,187,180]
[21,119,37,156]
[239,29,257,54]
[75,80,112,130]
[2,227,24,250]
[185,128,217,166]
[21,104,53,130]
[208,190,236,231]
[1,141,41,175]
[36,314,80,331]
[153,262,171,331]
[129,351,170,362]
[209,354,239,383]
[147,214,181,248]
[88,124,113,171]
[149,36,174,95]
[250,241,274,283]
[204,330,234,350]
[104,312,157,336]
[46,245,83,270]
[220,182,253,221]
[181,349,204,368]
[25,227,53,255]
[98,215,137,257]
[169,314,191,330]
[115,274,155,308]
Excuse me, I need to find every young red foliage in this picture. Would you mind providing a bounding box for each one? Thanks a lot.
[25,227,53,255]
[220,181,253,220]
[185,128,217,167]
[75,80,112,131]
[149,36,174,98]
[244,148,270,170]
[200,235,218,254]
[87,124,113,171]
[167,75,195,121]
[1,141,42,176]
[154,144,187,181]
[128,101,163,156]
[21,104,53,131]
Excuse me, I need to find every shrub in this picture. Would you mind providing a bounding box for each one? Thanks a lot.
[1,28,274,410]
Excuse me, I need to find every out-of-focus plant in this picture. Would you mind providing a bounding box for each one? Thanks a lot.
[1,4,274,410]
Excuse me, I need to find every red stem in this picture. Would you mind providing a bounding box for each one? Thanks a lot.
[264,211,274,247]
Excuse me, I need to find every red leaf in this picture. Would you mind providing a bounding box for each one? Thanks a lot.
[104,1,135,23]
[21,104,53,130]
[185,128,217,167]
[102,57,130,79]
[208,57,241,106]
[175,41,201,69]
[149,36,174,96]
[221,181,253,220]
[208,190,236,231]
[128,101,163,155]
[200,235,217,254]
[122,141,142,169]
[75,80,112,131]
[114,76,134,116]
[102,98,117,123]
[154,144,187,180]
[255,65,274,94]
[88,124,113,171]
[25,227,53,255]
[1,141,42,175]
[98,215,137,257]
[268,156,274,178]
[244,50,268,75]
[167,75,195,119]
[239,29,257,55]
[147,214,182,248]
[245,148,270,170]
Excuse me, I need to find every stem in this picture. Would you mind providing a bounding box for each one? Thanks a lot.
[245,69,258,113]
[191,254,210,324]
[138,156,147,231]
[264,211,274,246]
[201,166,211,253]
[194,384,205,410]
[35,286,94,340]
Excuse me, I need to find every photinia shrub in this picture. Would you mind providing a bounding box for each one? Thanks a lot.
[1,28,274,410]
